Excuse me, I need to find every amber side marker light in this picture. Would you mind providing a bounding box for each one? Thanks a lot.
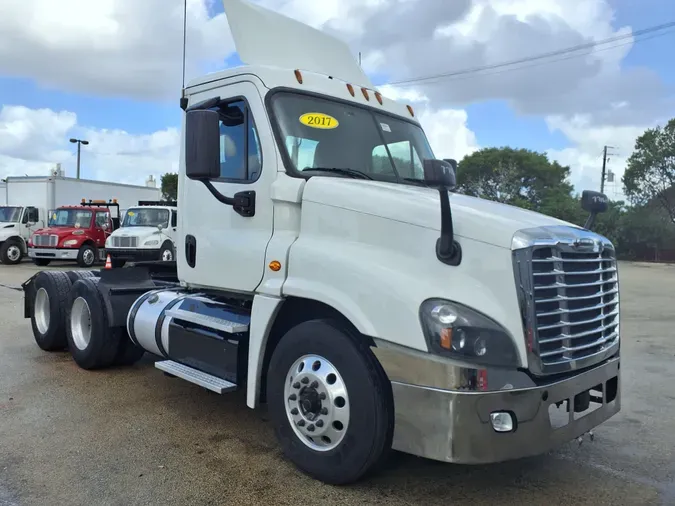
[407,105,415,117]
[294,70,303,84]
[362,88,370,101]
[346,84,355,96]
[269,260,282,272]
[375,92,383,105]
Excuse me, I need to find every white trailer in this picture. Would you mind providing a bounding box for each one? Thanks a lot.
[0,176,161,264]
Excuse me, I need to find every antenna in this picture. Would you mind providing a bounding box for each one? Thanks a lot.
[182,0,187,90]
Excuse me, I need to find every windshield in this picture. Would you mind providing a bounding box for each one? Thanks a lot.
[0,207,22,222]
[269,92,436,182]
[50,209,92,228]
[122,208,170,228]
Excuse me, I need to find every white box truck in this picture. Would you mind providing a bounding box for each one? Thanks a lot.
[21,0,621,485]
[0,176,161,264]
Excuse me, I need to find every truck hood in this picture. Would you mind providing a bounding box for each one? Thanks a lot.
[32,227,82,237]
[111,227,162,239]
[302,178,576,249]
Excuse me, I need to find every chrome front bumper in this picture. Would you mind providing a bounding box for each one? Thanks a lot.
[374,345,620,464]
[28,247,78,260]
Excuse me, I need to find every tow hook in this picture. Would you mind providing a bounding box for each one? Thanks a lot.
[576,430,595,446]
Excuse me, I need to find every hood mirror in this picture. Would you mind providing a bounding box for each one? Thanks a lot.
[423,159,456,189]
[424,159,461,267]
[581,190,608,230]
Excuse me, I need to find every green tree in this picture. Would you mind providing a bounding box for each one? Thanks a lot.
[456,147,577,215]
[623,118,675,223]
[161,172,178,201]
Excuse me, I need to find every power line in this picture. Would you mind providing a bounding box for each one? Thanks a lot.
[388,20,675,87]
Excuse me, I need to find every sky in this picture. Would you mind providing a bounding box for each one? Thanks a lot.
[0,0,673,200]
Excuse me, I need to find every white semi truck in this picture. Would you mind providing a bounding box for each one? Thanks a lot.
[0,176,161,265]
[105,201,178,267]
[21,0,620,485]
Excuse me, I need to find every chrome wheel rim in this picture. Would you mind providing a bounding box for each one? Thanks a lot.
[161,248,173,261]
[34,287,50,334]
[284,354,350,452]
[70,297,92,350]
[82,249,95,265]
[7,245,20,262]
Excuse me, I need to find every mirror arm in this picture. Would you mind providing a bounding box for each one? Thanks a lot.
[202,180,256,218]
[584,212,597,230]
[436,187,462,266]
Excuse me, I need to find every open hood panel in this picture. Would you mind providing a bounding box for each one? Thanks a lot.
[222,0,373,88]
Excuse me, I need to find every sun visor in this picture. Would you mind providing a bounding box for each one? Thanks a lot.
[222,0,374,88]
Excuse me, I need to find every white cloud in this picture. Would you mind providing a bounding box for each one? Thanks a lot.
[0,105,178,185]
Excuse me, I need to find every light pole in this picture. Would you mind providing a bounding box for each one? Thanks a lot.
[69,138,89,179]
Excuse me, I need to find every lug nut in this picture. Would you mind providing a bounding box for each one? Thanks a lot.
[301,377,309,384]
[310,381,319,388]
[293,382,300,389]
[291,408,299,415]
[316,420,324,428]
[298,420,305,427]
[307,424,315,432]
[320,408,328,415]
[319,392,326,400]
[289,394,297,401]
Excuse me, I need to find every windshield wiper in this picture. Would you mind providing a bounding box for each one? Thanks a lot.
[308,167,374,180]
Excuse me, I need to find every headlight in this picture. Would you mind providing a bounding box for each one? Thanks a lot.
[419,299,519,368]
[63,239,78,247]
[144,240,159,246]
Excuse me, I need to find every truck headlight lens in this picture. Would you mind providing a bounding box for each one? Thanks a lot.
[144,240,159,246]
[63,239,77,247]
[419,299,519,368]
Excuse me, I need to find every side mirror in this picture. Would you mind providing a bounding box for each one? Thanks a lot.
[157,224,165,231]
[581,190,608,230]
[443,159,458,173]
[185,109,221,180]
[423,159,456,189]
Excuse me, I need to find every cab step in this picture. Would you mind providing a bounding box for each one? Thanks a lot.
[166,308,249,334]
[155,360,237,394]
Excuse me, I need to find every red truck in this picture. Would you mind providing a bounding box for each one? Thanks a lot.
[27,199,120,267]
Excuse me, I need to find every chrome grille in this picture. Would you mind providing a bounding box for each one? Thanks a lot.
[110,236,138,248]
[33,234,58,247]
[513,227,620,376]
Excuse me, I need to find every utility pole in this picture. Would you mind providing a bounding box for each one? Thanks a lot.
[69,138,89,179]
[600,145,615,193]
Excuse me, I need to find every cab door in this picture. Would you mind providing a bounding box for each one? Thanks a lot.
[94,211,112,250]
[179,79,276,293]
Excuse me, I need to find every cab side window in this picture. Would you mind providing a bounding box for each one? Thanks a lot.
[96,211,110,228]
[218,100,262,181]
[171,210,177,228]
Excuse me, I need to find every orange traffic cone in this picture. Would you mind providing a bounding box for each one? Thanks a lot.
[105,254,112,269]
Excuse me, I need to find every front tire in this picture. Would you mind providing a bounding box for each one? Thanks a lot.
[33,258,51,267]
[266,319,394,485]
[66,278,121,370]
[77,244,96,268]
[30,271,72,351]
[0,240,23,265]
[110,258,126,268]
[159,242,174,262]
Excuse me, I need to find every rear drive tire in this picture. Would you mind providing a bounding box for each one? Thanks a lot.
[77,244,96,268]
[113,337,146,366]
[65,270,96,284]
[66,277,121,370]
[0,240,23,265]
[33,258,51,267]
[266,319,394,485]
[30,271,72,351]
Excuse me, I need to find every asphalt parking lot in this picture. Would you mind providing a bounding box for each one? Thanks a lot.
[0,260,673,505]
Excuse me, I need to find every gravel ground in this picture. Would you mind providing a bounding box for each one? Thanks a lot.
[0,260,673,505]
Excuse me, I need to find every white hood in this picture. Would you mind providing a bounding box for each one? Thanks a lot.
[112,226,162,239]
[302,178,576,249]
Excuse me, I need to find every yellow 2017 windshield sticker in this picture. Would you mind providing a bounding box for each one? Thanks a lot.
[299,112,339,129]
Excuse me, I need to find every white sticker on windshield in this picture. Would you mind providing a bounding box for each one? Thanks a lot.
[380,123,391,132]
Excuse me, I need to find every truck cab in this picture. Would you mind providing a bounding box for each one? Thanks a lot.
[105,201,178,267]
[21,0,621,486]
[0,205,42,264]
[28,200,119,267]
